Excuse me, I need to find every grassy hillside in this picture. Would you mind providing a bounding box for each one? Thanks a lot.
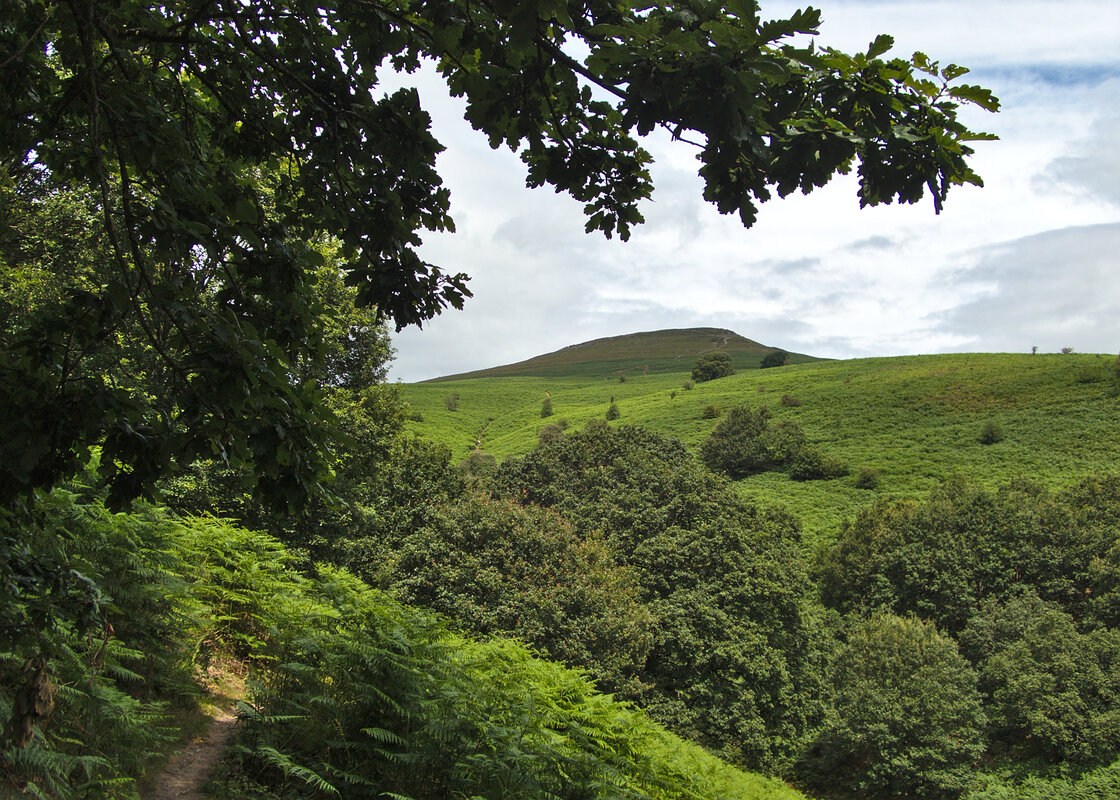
[402,351,1120,541]
[424,327,821,381]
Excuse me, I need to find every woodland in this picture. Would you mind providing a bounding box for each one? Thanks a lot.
[5,2,1118,800]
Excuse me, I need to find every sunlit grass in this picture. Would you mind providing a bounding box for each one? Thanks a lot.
[403,353,1120,544]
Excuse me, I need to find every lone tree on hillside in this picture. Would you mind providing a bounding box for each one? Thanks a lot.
[691,352,736,383]
[1,1,998,508]
[760,349,791,368]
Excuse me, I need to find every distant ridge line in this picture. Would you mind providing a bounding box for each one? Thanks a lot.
[422,327,820,382]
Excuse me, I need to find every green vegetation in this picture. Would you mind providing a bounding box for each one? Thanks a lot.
[799,615,986,800]
[11,3,1114,799]
[2,491,811,800]
[402,351,1120,539]
[700,405,809,478]
[691,351,737,383]
[493,425,830,771]
[761,349,792,369]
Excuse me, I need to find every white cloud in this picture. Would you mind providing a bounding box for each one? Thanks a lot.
[930,223,1120,353]
[386,2,1120,381]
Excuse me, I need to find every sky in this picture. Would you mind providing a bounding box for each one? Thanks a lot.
[386,1,1120,382]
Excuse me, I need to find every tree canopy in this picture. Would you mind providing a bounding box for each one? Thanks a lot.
[1,0,997,507]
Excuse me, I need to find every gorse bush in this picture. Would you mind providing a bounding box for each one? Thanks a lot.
[760,349,791,368]
[853,466,881,489]
[789,448,848,481]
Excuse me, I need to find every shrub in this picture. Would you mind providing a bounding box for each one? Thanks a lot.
[459,450,498,482]
[798,615,986,800]
[538,423,565,446]
[789,448,848,481]
[701,404,722,419]
[556,418,569,430]
[374,493,653,695]
[682,379,694,390]
[699,406,808,478]
[760,349,790,368]
[618,373,627,383]
[690,352,735,383]
[444,393,460,411]
[605,402,620,421]
[670,390,677,399]
[541,396,553,418]
[979,419,1005,444]
[780,394,801,407]
[854,466,881,489]
[408,410,424,422]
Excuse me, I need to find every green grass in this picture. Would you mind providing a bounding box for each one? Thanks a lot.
[402,352,1120,543]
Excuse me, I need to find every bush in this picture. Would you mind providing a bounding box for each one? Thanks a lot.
[541,396,553,417]
[605,402,620,420]
[682,379,694,390]
[459,450,498,481]
[690,352,735,383]
[789,448,848,481]
[700,406,808,478]
[797,615,986,800]
[979,419,1005,444]
[854,466,881,489]
[618,373,627,383]
[779,394,801,406]
[444,393,460,411]
[760,349,790,368]
[374,493,654,694]
[538,423,565,446]
[701,404,722,419]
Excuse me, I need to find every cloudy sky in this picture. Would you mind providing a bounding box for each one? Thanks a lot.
[387,0,1120,382]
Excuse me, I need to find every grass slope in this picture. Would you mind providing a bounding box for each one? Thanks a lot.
[424,327,820,381]
[402,352,1120,542]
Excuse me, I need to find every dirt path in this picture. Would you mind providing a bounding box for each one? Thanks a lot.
[142,710,237,800]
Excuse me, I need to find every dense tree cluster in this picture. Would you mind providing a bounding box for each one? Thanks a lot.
[494,424,829,770]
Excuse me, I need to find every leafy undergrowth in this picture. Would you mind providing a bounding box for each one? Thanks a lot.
[1,493,811,800]
[402,353,1120,542]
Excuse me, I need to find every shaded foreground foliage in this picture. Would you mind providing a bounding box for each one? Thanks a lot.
[0,491,807,800]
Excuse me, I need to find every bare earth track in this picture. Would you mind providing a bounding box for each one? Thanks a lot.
[142,711,236,800]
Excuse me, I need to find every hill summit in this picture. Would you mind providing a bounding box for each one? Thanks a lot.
[425,328,820,381]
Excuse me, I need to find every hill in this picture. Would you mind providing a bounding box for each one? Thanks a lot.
[401,347,1120,542]
[423,327,821,381]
